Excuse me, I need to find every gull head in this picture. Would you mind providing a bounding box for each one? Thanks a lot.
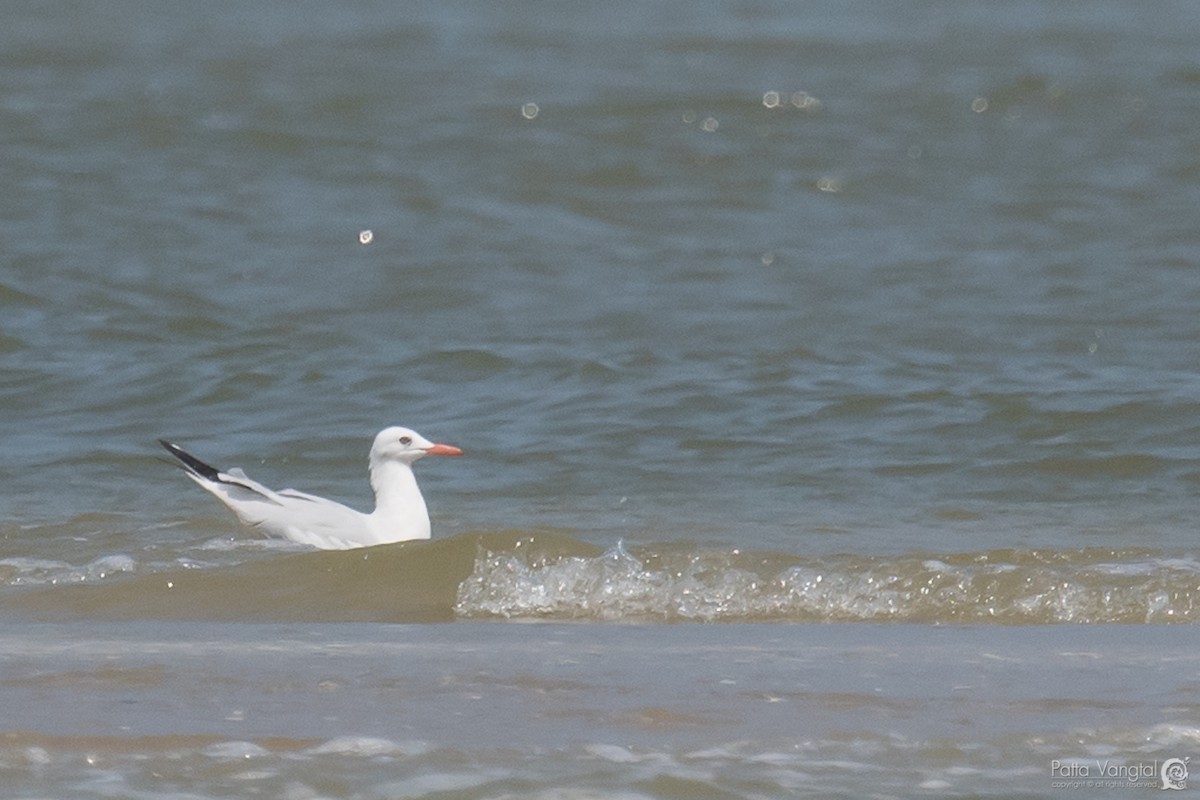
[370,426,463,466]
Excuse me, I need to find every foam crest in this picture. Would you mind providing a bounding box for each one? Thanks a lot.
[456,540,762,622]
[0,554,136,586]
[305,737,432,758]
[454,544,1200,623]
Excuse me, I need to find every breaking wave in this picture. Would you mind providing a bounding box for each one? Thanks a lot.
[5,532,1199,624]
[0,554,137,586]
[454,539,1200,624]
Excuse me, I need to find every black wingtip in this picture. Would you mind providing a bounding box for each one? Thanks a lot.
[158,438,222,482]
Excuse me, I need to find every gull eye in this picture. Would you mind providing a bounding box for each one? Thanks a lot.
[398,435,412,446]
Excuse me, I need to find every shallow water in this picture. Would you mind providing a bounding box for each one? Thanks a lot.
[3,623,1199,798]
[3,1,1200,796]
[7,531,1200,625]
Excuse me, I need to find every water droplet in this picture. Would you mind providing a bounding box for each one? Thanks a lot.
[791,91,820,110]
[521,102,539,120]
[358,229,374,245]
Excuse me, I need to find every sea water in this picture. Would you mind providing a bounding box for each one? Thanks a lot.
[3,2,1200,796]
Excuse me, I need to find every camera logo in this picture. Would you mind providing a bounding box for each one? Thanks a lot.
[1161,758,1188,791]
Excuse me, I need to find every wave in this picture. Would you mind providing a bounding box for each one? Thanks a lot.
[5,532,1199,624]
[0,554,137,586]
[455,540,1200,624]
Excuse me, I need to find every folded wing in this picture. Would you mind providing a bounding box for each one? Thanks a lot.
[159,439,371,549]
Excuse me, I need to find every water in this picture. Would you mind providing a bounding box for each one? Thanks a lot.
[3,2,1200,796]
[2,623,1198,798]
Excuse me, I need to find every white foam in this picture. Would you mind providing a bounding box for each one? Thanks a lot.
[455,541,768,622]
[203,741,270,760]
[455,543,1200,623]
[306,737,430,758]
[23,745,52,766]
[584,743,641,763]
[519,791,655,800]
[375,769,512,798]
[1141,723,1200,748]
[230,769,278,781]
[198,536,308,553]
[0,554,136,586]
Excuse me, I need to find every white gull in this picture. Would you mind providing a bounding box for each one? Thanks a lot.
[159,427,462,550]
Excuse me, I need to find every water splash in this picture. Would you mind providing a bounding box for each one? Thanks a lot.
[0,554,136,586]
[9,534,1200,624]
[455,543,1200,623]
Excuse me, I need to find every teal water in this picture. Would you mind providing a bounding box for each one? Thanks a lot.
[3,2,1200,796]
[5,2,1200,553]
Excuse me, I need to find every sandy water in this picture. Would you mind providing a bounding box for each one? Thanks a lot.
[4,623,1199,798]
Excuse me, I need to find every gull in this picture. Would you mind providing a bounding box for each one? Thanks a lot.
[159,427,463,550]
